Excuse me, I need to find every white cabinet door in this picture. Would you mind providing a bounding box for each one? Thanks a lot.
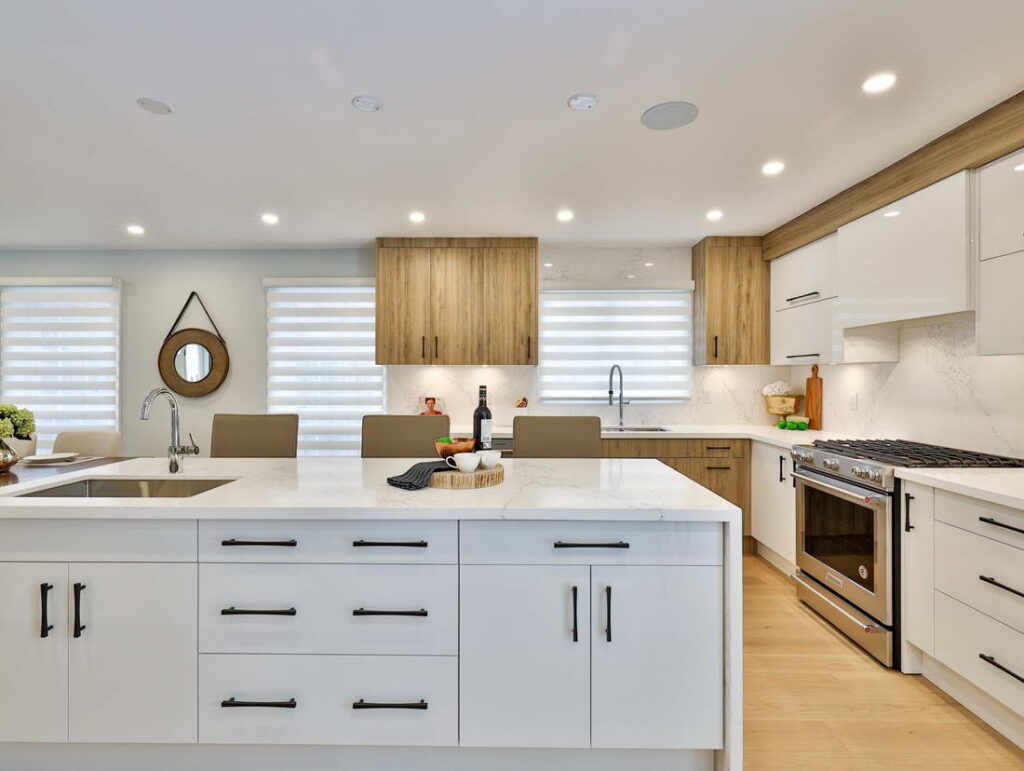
[979,147,1024,261]
[901,482,934,657]
[770,299,835,365]
[979,251,1024,355]
[770,233,838,311]
[836,171,971,329]
[0,563,68,742]
[68,563,198,743]
[459,565,590,748]
[750,441,796,565]
[591,566,723,749]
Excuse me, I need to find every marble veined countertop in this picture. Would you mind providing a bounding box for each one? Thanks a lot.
[0,457,740,521]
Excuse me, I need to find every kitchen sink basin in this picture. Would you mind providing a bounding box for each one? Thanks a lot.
[17,477,235,498]
[601,426,670,432]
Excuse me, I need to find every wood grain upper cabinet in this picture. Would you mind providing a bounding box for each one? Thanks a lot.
[692,236,769,365]
[375,238,538,365]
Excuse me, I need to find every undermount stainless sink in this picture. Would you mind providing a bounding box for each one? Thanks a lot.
[18,477,234,498]
[601,426,670,433]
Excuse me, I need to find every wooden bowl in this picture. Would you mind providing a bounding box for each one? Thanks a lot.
[764,394,803,417]
[434,437,475,459]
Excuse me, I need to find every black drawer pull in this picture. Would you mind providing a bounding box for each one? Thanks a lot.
[554,541,629,549]
[705,465,732,470]
[979,575,1024,600]
[571,585,578,643]
[786,353,820,359]
[905,492,915,532]
[352,539,429,548]
[785,291,821,303]
[605,585,612,642]
[705,446,732,450]
[73,582,86,638]
[221,606,297,616]
[978,516,1024,536]
[979,654,1024,685]
[353,699,428,710]
[353,608,428,617]
[222,538,298,547]
[221,697,297,709]
[40,582,54,639]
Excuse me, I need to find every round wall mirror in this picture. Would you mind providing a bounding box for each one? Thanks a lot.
[159,328,229,397]
[173,343,212,383]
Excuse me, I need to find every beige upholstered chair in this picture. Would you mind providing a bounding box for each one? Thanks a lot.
[513,416,602,458]
[53,431,123,457]
[361,415,451,458]
[210,414,299,458]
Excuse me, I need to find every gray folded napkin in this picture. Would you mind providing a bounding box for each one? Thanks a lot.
[387,461,450,491]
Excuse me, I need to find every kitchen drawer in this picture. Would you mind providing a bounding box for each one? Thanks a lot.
[935,522,1024,634]
[770,232,838,311]
[0,519,196,562]
[935,592,1024,717]
[663,458,747,510]
[770,298,835,366]
[199,520,457,563]
[199,654,457,746]
[934,490,1024,551]
[200,563,457,655]
[459,521,723,565]
[601,438,746,459]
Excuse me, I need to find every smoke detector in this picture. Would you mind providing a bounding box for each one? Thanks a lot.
[567,93,599,111]
[136,97,173,115]
[351,95,383,113]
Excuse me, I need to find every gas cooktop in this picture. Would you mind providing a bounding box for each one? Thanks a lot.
[809,439,1024,468]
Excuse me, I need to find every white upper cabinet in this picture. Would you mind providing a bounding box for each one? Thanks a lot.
[836,170,973,329]
[770,233,838,312]
[978,250,1024,355]
[979,148,1024,261]
[771,297,836,366]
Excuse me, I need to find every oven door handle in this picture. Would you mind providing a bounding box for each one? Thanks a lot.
[792,471,886,508]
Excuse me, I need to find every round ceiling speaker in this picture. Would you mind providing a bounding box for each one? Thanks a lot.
[640,101,699,130]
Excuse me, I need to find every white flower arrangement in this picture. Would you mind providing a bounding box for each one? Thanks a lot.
[760,381,793,397]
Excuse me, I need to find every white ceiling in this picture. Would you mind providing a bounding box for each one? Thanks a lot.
[3,0,1024,249]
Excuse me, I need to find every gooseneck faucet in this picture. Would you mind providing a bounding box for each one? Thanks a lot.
[141,387,199,473]
[608,364,630,428]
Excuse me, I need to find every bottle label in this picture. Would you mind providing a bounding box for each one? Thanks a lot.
[480,419,493,449]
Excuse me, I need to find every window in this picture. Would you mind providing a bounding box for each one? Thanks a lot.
[265,280,384,456]
[538,289,692,403]
[0,281,121,451]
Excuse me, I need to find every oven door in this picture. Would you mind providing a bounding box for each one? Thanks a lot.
[794,469,892,625]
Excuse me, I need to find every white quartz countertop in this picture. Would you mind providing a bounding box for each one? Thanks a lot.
[0,457,740,522]
[897,467,1024,511]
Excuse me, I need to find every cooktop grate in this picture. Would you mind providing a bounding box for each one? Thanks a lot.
[810,439,1024,468]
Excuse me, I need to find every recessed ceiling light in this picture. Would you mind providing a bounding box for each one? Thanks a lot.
[761,160,785,176]
[543,262,554,267]
[567,93,598,111]
[261,213,280,225]
[351,95,383,113]
[556,209,574,222]
[1014,163,1024,172]
[125,224,145,235]
[862,72,897,94]
[640,101,699,130]
[883,210,900,218]
[626,274,636,279]
[408,210,426,223]
[706,209,724,221]
[644,262,655,267]
[136,97,172,115]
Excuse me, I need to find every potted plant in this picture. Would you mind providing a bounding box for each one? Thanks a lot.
[0,404,37,461]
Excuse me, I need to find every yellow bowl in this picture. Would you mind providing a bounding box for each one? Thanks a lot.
[435,437,475,459]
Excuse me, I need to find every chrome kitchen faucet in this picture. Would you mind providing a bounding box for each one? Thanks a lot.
[141,387,200,473]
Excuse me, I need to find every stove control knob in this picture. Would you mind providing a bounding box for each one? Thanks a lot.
[852,466,868,479]
[867,468,882,483]
[823,458,840,471]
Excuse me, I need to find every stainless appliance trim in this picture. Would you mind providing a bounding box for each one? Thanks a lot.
[795,572,893,667]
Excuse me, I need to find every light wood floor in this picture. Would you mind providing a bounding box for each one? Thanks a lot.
[743,555,1024,769]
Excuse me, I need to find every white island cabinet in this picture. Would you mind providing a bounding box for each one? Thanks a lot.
[0,456,744,771]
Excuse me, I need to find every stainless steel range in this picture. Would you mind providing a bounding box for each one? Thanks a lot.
[790,439,1024,668]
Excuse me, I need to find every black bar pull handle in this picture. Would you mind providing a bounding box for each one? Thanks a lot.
[785,291,821,303]
[979,575,1024,600]
[605,585,612,643]
[421,336,426,360]
[40,583,54,639]
[73,582,86,638]
[713,335,719,359]
[353,608,428,617]
[978,516,1024,536]
[221,606,297,616]
[705,465,732,470]
[571,585,578,642]
[705,445,732,451]
[353,699,428,710]
[779,455,786,483]
[553,541,629,549]
[352,539,429,548]
[905,492,915,532]
[434,336,438,358]
[785,353,820,359]
[221,538,298,547]
[527,335,532,360]
[979,654,1024,685]
[221,697,297,709]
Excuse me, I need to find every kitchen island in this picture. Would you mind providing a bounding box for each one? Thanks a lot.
[0,457,742,771]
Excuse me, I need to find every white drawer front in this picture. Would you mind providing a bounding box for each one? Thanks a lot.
[934,491,1024,551]
[770,233,838,311]
[200,563,457,655]
[459,521,722,565]
[935,592,1024,717]
[198,520,457,563]
[199,654,457,746]
[0,519,196,562]
[770,298,836,366]
[935,522,1024,635]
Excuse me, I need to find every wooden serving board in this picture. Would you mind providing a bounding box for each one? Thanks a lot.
[428,464,504,489]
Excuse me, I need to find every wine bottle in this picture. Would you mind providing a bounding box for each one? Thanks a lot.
[473,385,492,451]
